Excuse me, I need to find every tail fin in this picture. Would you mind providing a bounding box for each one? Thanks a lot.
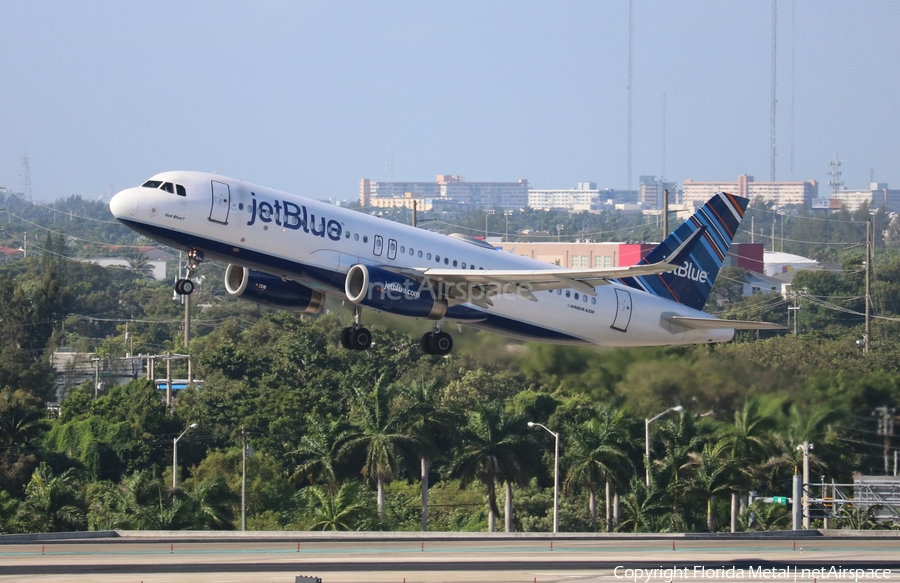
[615,192,748,310]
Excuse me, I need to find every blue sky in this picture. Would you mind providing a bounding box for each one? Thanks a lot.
[2,1,899,202]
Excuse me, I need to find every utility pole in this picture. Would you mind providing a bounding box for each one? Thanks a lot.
[241,425,248,531]
[412,200,417,228]
[874,406,896,475]
[662,189,669,239]
[796,441,813,529]
[865,220,871,353]
[166,352,172,407]
[184,292,192,384]
[91,357,101,398]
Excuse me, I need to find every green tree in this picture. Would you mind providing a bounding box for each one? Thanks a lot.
[562,407,633,532]
[16,462,87,532]
[301,482,376,531]
[0,388,47,447]
[395,380,463,531]
[294,415,354,495]
[341,378,416,520]
[616,476,667,533]
[448,402,536,532]
[681,440,742,532]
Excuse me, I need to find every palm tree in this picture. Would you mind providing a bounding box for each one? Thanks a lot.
[562,407,632,532]
[652,414,703,484]
[395,380,463,531]
[448,402,536,532]
[723,399,775,463]
[303,482,375,531]
[184,477,237,529]
[616,476,667,533]
[125,248,155,279]
[294,414,353,495]
[341,378,417,520]
[16,462,86,532]
[0,489,23,534]
[681,440,742,532]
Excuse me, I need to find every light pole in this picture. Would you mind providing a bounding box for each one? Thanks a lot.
[528,421,559,533]
[796,441,813,529]
[645,405,683,488]
[173,422,198,488]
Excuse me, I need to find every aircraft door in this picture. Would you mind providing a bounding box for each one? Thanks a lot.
[387,238,397,260]
[210,181,231,224]
[373,235,383,256]
[611,288,633,332]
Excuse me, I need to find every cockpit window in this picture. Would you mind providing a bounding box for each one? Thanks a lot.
[142,180,163,188]
[161,182,175,193]
[176,184,186,197]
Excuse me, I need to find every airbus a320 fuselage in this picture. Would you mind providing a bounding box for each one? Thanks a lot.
[109,171,780,354]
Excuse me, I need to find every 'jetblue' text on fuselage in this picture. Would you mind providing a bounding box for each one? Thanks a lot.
[246,193,342,241]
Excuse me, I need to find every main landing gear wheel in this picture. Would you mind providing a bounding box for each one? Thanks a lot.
[340,305,372,350]
[420,331,453,356]
[341,326,372,350]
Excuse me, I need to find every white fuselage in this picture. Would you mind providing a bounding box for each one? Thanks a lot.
[109,171,734,347]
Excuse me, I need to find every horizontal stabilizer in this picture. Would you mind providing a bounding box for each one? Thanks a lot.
[663,315,787,331]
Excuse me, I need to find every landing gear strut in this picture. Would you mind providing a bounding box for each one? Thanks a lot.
[340,305,372,350]
[420,323,453,356]
[175,249,204,296]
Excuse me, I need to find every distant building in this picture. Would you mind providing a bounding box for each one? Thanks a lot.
[495,241,621,269]
[361,175,528,210]
[683,174,817,209]
[0,245,24,263]
[52,350,141,403]
[528,182,598,212]
[822,183,900,213]
[639,176,678,209]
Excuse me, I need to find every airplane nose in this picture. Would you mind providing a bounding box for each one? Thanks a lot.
[109,188,136,218]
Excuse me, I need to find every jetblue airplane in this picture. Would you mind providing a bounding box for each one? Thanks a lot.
[109,172,781,354]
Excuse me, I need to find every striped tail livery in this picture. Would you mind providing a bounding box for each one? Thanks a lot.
[616,192,747,311]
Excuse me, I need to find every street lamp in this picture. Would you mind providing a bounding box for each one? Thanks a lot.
[645,405,684,488]
[528,421,559,534]
[172,422,198,488]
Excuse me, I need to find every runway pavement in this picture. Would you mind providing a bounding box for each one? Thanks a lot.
[1,531,899,583]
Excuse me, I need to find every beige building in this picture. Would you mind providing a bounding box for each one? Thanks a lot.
[494,241,621,269]
[828,183,900,212]
[683,174,817,209]
[528,182,598,211]
[360,175,528,210]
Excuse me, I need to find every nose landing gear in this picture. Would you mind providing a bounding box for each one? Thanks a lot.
[174,249,204,296]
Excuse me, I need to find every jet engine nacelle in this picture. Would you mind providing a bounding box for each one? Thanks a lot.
[344,263,447,320]
[224,264,325,313]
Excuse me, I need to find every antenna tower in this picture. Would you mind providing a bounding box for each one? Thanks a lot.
[20,146,33,201]
[661,93,667,181]
[770,0,778,181]
[827,154,843,196]
[627,0,633,192]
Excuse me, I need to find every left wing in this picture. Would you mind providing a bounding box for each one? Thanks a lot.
[388,227,704,307]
